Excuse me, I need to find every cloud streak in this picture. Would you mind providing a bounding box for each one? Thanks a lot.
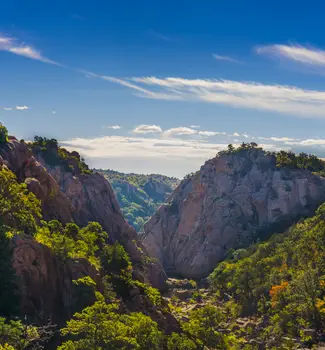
[213,53,240,63]
[256,44,325,67]
[106,76,325,118]
[2,105,29,111]
[0,34,59,65]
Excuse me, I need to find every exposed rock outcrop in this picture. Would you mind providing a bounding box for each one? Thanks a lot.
[0,137,166,321]
[143,148,325,278]
[12,235,99,324]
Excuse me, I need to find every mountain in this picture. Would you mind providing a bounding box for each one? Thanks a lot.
[1,129,325,349]
[97,169,180,232]
[143,143,325,278]
[0,134,167,324]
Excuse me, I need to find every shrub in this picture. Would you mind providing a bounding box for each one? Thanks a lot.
[0,166,41,235]
[0,124,8,144]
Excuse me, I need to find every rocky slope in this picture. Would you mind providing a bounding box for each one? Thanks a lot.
[0,137,166,320]
[143,147,325,278]
[98,169,179,232]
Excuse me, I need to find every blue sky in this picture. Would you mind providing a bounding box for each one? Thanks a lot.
[2,1,325,177]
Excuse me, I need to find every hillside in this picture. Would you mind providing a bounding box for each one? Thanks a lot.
[1,125,325,349]
[0,128,185,349]
[143,143,325,278]
[97,169,180,232]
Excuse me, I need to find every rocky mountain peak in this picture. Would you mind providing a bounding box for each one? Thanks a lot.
[142,147,325,278]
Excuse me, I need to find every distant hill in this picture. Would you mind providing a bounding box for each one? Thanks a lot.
[97,169,180,232]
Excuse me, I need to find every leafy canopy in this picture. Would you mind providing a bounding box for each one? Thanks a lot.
[58,292,163,350]
[0,166,41,235]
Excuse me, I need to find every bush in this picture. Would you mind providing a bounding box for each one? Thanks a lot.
[0,124,8,144]
[0,166,41,235]
[35,221,108,269]
[100,242,132,275]
[167,332,197,350]
[59,292,163,350]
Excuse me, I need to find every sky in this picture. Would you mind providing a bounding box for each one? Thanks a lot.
[2,1,325,177]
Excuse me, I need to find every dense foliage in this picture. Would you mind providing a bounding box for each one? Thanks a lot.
[0,124,8,144]
[0,167,41,236]
[35,221,107,269]
[32,136,92,175]
[58,292,163,350]
[98,170,179,232]
[220,142,325,175]
[209,202,325,346]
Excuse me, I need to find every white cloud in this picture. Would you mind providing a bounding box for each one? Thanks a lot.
[233,132,240,137]
[3,107,13,111]
[164,127,197,137]
[107,76,325,118]
[16,105,29,110]
[269,136,297,142]
[0,34,58,65]
[133,124,162,134]
[213,53,240,63]
[60,135,229,177]
[257,44,325,66]
[190,125,200,129]
[198,131,224,137]
[106,125,121,130]
[59,131,325,177]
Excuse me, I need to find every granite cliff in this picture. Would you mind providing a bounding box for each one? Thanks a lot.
[143,146,325,278]
[0,136,166,322]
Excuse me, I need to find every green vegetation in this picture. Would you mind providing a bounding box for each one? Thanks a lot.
[275,150,325,174]
[220,143,325,175]
[0,166,42,317]
[0,166,41,236]
[98,169,179,232]
[0,124,8,144]
[58,292,163,350]
[32,136,92,174]
[3,133,325,349]
[35,221,107,269]
[209,202,325,347]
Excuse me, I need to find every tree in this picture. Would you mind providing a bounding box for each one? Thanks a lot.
[0,317,40,350]
[0,124,8,144]
[167,333,197,350]
[0,227,19,317]
[0,166,41,235]
[59,292,163,350]
[182,305,227,349]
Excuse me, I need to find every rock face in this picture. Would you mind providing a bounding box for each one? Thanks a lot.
[12,235,99,324]
[0,137,166,320]
[143,148,325,278]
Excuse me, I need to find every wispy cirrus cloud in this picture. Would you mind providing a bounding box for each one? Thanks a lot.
[256,43,325,67]
[213,53,240,63]
[0,34,59,65]
[2,105,29,111]
[15,105,29,110]
[105,125,121,130]
[106,76,325,118]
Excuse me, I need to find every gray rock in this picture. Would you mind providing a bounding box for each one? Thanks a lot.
[143,148,325,278]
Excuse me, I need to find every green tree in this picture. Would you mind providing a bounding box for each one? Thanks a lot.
[0,167,41,235]
[59,292,163,350]
[0,124,8,144]
[182,305,227,349]
[0,317,40,350]
[167,332,197,350]
[0,228,19,317]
